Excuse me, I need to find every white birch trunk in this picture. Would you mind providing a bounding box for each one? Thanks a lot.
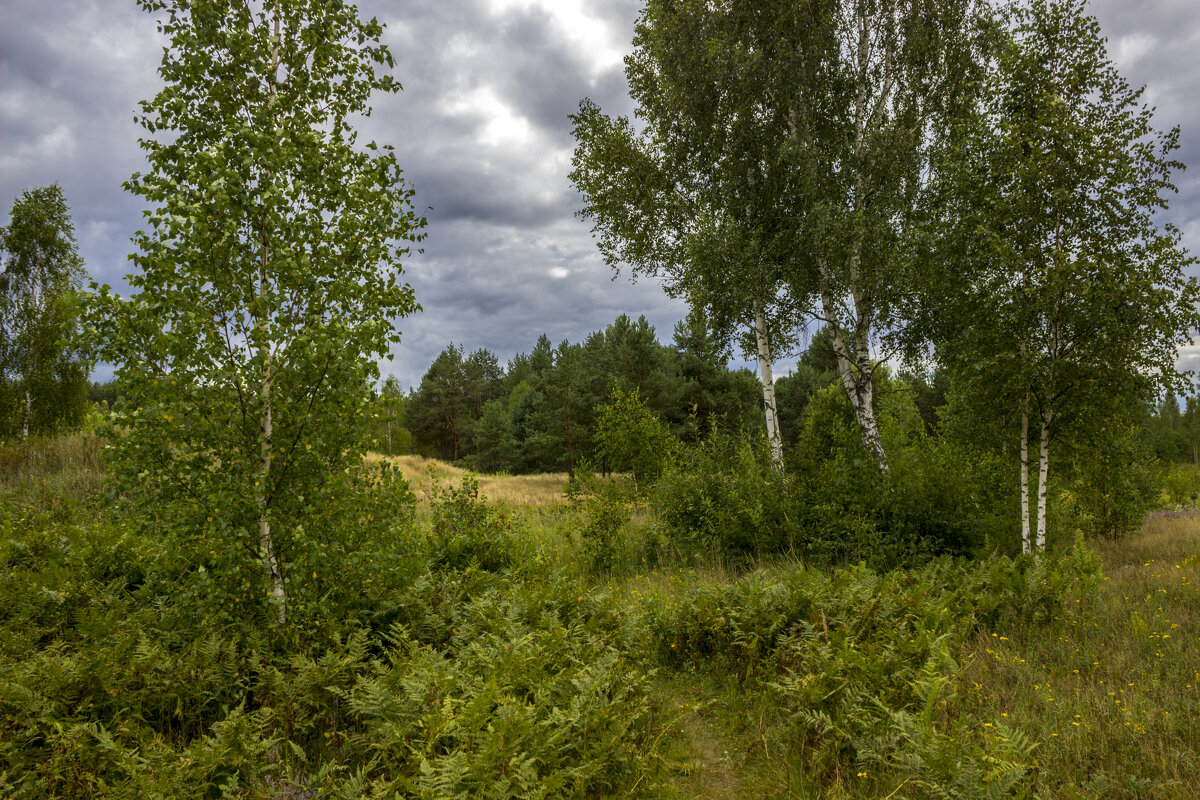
[820,275,889,473]
[21,390,31,439]
[256,12,286,623]
[753,306,784,473]
[1020,396,1031,554]
[21,265,42,440]
[1035,410,1053,551]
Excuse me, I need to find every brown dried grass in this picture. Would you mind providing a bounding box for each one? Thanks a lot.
[366,453,572,507]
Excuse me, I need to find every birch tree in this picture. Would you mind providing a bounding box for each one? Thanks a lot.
[919,0,1198,551]
[0,185,90,439]
[571,0,813,472]
[768,0,983,472]
[92,0,423,622]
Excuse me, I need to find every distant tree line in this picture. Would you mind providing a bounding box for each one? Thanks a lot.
[1145,390,1200,465]
[386,315,954,475]
[393,313,760,473]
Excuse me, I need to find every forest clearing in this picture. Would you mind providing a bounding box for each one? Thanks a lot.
[4,0,1200,796]
[1,436,1198,797]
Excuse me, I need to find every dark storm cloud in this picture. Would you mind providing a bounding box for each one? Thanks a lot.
[0,0,162,294]
[1088,0,1200,376]
[1,0,1197,386]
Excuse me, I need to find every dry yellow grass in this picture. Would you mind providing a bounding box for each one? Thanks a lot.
[366,452,572,507]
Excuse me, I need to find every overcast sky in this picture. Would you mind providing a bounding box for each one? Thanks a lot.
[2,0,1198,388]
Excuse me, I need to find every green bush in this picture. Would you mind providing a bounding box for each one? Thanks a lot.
[1160,462,1200,508]
[426,474,518,573]
[1066,420,1160,538]
[565,467,633,573]
[651,432,797,558]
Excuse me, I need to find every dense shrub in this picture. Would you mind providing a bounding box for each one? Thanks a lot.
[565,468,633,573]
[0,483,661,799]
[1065,420,1161,538]
[1159,462,1200,508]
[651,432,797,557]
[426,474,519,573]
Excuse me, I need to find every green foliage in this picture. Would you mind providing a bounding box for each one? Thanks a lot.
[407,314,751,475]
[565,466,633,573]
[855,645,1038,799]
[0,463,658,799]
[0,184,91,440]
[1064,418,1160,538]
[367,375,410,457]
[10,432,1186,799]
[88,0,424,623]
[1159,463,1200,508]
[652,432,796,558]
[594,386,676,488]
[913,0,1200,548]
[646,542,1100,793]
[426,474,517,573]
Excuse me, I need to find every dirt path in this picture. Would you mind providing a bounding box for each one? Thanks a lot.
[652,679,764,800]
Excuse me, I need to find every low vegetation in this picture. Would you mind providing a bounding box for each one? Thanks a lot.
[2,434,1197,798]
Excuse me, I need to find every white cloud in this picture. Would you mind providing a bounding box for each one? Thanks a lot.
[487,0,626,73]
[443,85,535,147]
[0,123,76,172]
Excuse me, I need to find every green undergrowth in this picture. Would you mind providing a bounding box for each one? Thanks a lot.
[2,452,1197,798]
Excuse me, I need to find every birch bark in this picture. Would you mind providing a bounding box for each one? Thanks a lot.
[821,268,888,472]
[1020,395,1031,554]
[754,306,784,472]
[256,10,286,623]
[1035,409,1053,550]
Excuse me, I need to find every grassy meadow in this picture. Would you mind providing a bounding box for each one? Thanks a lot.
[369,453,572,508]
[2,433,1198,798]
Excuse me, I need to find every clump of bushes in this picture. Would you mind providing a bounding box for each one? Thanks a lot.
[650,431,797,558]
[644,540,1101,795]
[426,473,519,573]
[0,474,661,799]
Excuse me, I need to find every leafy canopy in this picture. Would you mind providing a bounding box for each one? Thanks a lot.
[90,0,424,623]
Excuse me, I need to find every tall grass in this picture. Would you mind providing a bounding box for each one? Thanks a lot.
[0,431,105,501]
[370,452,572,506]
[951,512,1200,799]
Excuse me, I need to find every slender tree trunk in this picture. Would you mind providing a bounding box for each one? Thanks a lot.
[1020,395,1031,554]
[753,306,784,472]
[387,418,392,456]
[21,267,42,440]
[812,3,891,475]
[21,389,31,439]
[821,274,888,473]
[256,11,286,624]
[1035,409,1053,551]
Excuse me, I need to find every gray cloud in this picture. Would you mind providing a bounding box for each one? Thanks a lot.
[1,0,1197,389]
